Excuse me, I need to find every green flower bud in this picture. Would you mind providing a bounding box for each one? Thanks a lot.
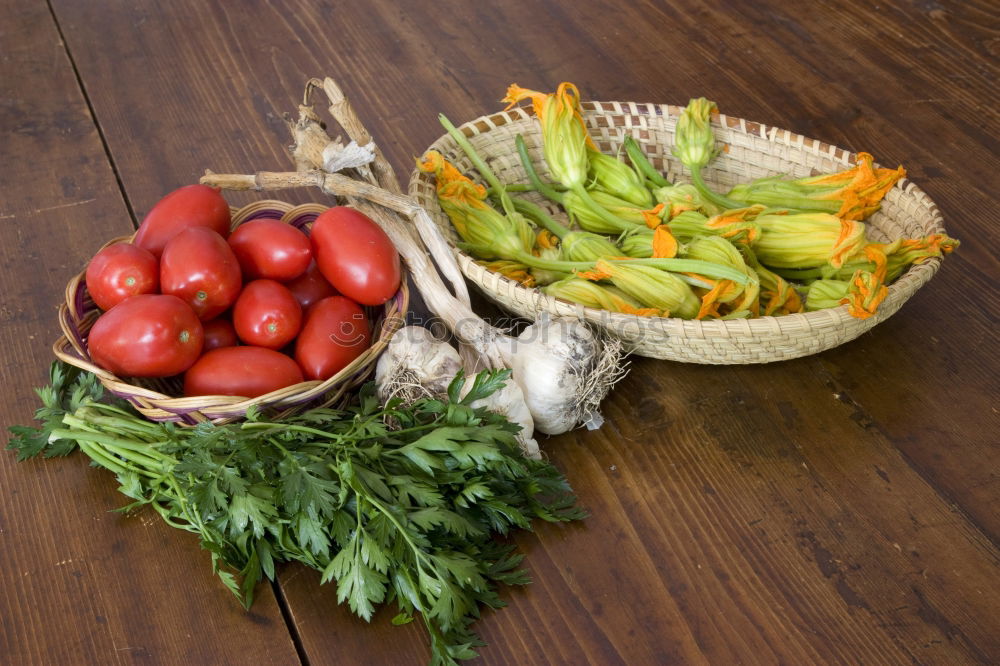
[588,150,653,207]
[579,259,700,319]
[754,212,867,269]
[673,98,719,171]
[544,277,658,315]
[559,230,622,262]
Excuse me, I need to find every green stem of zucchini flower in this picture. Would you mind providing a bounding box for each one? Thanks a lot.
[568,183,639,232]
[623,135,670,188]
[439,113,504,194]
[514,134,566,204]
[587,149,653,207]
[501,252,751,285]
[690,165,745,212]
[500,183,546,193]
[508,196,570,239]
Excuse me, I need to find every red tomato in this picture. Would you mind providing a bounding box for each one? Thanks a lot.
[202,317,239,351]
[232,279,302,349]
[294,296,371,381]
[85,243,159,311]
[160,227,242,320]
[184,346,304,398]
[88,294,203,377]
[228,218,312,281]
[310,207,401,306]
[285,260,338,312]
[133,185,231,257]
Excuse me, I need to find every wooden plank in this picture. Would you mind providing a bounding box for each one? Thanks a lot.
[0,2,299,663]
[43,0,1000,664]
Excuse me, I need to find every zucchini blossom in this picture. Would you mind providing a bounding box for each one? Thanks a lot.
[577,258,700,319]
[561,189,657,234]
[775,233,959,284]
[618,226,681,259]
[804,271,887,319]
[674,97,719,170]
[529,242,570,285]
[503,82,593,189]
[559,230,623,262]
[544,276,660,316]
[654,183,721,218]
[753,211,867,269]
[588,150,653,207]
[683,236,760,319]
[477,260,536,288]
[727,152,906,221]
[419,151,534,260]
[666,206,763,247]
[741,247,803,316]
[882,234,959,281]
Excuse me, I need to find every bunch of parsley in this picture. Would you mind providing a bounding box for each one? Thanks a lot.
[8,363,584,665]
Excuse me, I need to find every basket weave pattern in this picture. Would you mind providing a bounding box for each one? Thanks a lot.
[54,200,408,423]
[409,101,946,364]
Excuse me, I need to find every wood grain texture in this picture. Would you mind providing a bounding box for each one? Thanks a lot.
[0,2,299,663]
[10,0,1000,663]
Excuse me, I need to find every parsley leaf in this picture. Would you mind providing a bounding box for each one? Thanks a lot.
[6,363,585,665]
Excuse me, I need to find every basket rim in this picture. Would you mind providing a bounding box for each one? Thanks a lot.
[55,199,408,423]
[407,100,948,339]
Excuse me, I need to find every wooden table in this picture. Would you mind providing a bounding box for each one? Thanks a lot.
[2,1,997,664]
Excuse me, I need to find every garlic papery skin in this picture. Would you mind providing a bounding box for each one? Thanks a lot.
[461,374,540,460]
[375,325,463,404]
[501,314,626,435]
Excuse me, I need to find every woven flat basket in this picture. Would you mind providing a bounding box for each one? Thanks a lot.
[54,200,408,424]
[409,101,948,364]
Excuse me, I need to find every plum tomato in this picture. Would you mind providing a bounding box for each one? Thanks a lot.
[309,207,401,306]
[228,218,312,281]
[294,295,371,381]
[285,260,338,313]
[232,279,302,349]
[202,317,239,351]
[88,294,203,377]
[85,243,159,311]
[184,346,304,398]
[160,226,242,320]
[133,184,231,257]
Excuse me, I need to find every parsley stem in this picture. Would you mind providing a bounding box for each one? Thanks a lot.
[350,477,436,579]
[49,428,170,475]
[77,405,163,439]
[76,440,157,479]
[241,422,344,440]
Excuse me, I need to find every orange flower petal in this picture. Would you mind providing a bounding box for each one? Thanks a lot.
[642,203,666,229]
[535,229,559,250]
[502,84,548,114]
[651,225,679,258]
[576,269,612,281]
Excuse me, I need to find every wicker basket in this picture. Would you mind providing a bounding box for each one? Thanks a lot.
[54,200,408,424]
[409,101,948,364]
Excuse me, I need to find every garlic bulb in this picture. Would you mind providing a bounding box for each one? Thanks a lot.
[375,325,462,404]
[461,375,540,459]
[502,314,625,435]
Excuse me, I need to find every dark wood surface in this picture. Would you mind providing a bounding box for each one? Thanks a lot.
[2,1,997,664]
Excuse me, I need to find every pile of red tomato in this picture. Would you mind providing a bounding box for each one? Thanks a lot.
[84,185,401,398]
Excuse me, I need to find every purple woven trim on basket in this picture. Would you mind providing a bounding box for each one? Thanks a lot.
[279,393,327,408]
[102,389,193,425]
[105,385,207,423]
[288,212,320,231]
[63,307,89,353]
[209,407,253,419]
[73,280,90,319]
[245,209,286,222]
